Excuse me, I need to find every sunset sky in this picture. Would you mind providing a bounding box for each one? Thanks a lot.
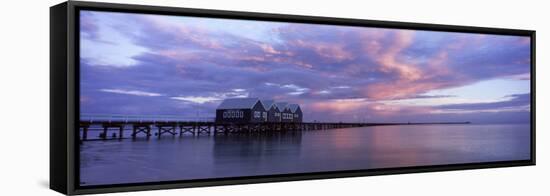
[79,11,531,123]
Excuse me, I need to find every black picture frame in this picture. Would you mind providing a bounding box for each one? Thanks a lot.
[50,1,536,195]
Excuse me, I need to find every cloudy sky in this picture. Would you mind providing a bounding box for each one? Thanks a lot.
[79,10,531,123]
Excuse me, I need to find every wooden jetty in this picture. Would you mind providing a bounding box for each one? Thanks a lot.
[78,120,470,141]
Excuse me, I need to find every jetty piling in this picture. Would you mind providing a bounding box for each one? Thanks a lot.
[78,120,470,141]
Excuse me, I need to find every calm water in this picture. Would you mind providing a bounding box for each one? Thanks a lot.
[79,124,530,186]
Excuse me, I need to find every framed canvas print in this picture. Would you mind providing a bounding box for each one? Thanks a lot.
[50,1,535,195]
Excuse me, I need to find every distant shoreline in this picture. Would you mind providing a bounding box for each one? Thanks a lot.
[355,121,471,126]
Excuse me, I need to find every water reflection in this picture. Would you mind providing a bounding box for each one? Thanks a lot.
[80,124,530,186]
[211,132,302,177]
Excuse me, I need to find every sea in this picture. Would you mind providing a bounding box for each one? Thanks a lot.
[79,123,531,186]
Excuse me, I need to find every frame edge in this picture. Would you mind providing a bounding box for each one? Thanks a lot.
[50,1,69,195]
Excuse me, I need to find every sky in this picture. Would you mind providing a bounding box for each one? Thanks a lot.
[79,10,531,123]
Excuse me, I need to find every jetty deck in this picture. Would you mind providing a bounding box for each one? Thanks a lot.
[78,119,470,141]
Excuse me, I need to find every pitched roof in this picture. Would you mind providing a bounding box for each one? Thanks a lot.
[275,102,288,111]
[260,100,275,110]
[217,98,260,110]
[288,104,301,113]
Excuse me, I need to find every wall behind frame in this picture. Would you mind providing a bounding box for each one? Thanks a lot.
[0,0,547,196]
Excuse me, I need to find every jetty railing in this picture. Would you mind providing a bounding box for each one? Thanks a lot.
[80,113,215,123]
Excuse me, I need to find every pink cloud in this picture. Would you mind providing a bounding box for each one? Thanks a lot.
[260,44,281,55]
[141,15,225,50]
[356,31,482,101]
[364,77,459,101]
[518,36,531,45]
[367,30,423,81]
[306,98,433,117]
[308,99,369,113]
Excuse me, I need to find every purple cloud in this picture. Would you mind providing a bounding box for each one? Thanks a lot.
[437,93,530,111]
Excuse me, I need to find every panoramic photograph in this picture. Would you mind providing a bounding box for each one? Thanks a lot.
[78,10,531,186]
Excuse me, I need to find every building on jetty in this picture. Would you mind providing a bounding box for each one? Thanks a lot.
[275,102,290,123]
[262,100,281,122]
[215,98,303,123]
[288,104,303,123]
[215,98,265,123]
